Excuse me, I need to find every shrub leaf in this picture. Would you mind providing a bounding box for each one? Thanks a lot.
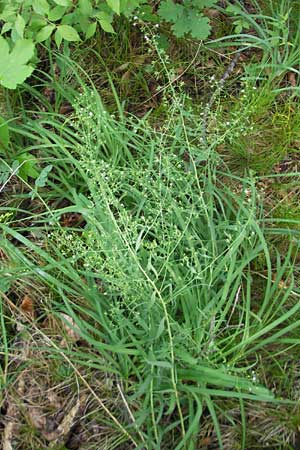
[0,38,34,89]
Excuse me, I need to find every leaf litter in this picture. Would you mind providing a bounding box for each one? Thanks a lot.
[0,291,134,449]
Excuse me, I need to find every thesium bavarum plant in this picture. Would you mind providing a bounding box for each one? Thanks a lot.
[2,1,300,448]
[1,61,300,447]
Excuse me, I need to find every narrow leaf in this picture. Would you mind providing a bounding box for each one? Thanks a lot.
[0,117,10,150]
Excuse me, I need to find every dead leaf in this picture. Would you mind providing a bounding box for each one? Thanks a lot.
[20,294,34,318]
[204,8,220,18]
[44,396,85,445]
[2,399,20,450]
[60,313,81,347]
[175,67,184,75]
[43,87,56,104]
[2,422,14,450]
[115,62,130,72]
[121,70,131,83]
[28,407,47,430]
[288,71,297,87]
[59,103,73,115]
[198,436,212,446]
[60,212,84,228]
[47,391,62,409]
[132,55,147,65]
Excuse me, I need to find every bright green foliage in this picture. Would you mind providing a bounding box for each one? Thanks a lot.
[0,37,34,89]
[15,153,39,180]
[0,0,222,88]
[35,164,53,188]
[0,0,117,87]
[0,116,10,150]
[158,0,217,39]
[226,4,251,34]
[0,0,116,45]
[2,67,300,447]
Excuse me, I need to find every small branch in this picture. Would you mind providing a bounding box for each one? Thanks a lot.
[202,51,241,145]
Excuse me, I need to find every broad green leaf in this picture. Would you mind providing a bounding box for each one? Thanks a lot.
[36,24,55,42]
[85,22,97,39]
[8,39,35,65]
[193,0,218,7]
[54,28,63,47]
[79,0,92,16]
[78,14,90,33]
[187,12,211,40]
[171,13,188,37]
[57,25,80,41]
[94,11,113,23]
[0,5,17,23]
[0,168,10,186]
[1,23,13,35]
[158,0,184,22]
[53,0,72,6]
[120,0,140,15]
[106,0,120,15]
[32,0,50,15]
[0,38,35,89]
[171,10,211,40]
[28,15,48,32]
[226,4,243,15]
[156,33,169,50]
[15,14,25,38]
[17,153,39,180]
[157,0,212,40]
[135,5,157,22]
[99,19,115,33]
[11,29,20,43]
[48,6,67,21]
[60,12,77,25]
[0,116,10,150]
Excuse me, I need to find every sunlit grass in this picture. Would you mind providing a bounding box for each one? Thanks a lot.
[1,60,300,448]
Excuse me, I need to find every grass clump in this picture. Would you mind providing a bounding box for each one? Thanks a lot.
[214,82,300,174]
[2,1,300,448]
[1,67,300,448]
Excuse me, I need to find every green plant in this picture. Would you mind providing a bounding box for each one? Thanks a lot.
[2,64,300,448]
[0,0,117,44]
[210,0,300,88]
[157,0,218,39]
[0,0,125,88]
[0,115,41,181]
[0,37,35,89]
[0,0,227,89]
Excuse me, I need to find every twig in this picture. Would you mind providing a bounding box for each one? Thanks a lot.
[202,51,242,145]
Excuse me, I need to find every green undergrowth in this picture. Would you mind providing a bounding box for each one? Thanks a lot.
[1,61,300,448]
[2,0,300,448]
[214,82,300,174]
